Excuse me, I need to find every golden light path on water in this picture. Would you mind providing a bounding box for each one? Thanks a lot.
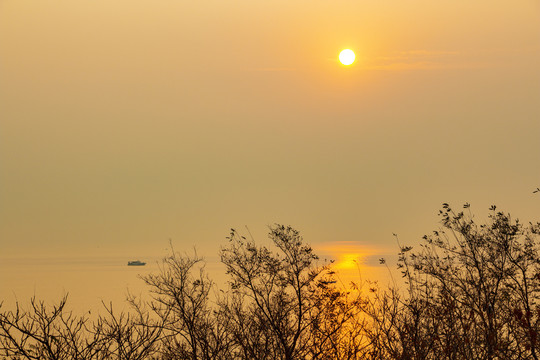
[315,241,396,288]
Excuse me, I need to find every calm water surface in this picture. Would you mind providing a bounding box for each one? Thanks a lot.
[1,255,387,315]
[0,256,165,313]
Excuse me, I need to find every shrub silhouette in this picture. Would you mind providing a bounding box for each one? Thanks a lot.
[219,225,364,360]
[2,204,540,359]
[365,204,540,360]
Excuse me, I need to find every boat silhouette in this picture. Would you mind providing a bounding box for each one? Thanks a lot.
[127,260,146,266]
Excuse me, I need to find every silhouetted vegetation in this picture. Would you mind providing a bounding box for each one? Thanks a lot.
[2,204,540,359]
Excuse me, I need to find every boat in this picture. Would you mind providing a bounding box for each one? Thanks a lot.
[127,260,146,266]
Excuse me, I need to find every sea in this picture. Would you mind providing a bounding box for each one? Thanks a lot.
[1,254,390,316]
[0,255,223,315]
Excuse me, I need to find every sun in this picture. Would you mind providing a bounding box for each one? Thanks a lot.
[339,49,355,66]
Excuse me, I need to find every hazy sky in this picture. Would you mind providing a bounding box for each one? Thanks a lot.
[1,0,539,273]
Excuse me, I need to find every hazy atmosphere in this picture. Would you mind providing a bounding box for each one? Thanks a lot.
[1,0,539,310]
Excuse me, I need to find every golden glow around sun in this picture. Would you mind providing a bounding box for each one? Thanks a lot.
[339,49,355,65]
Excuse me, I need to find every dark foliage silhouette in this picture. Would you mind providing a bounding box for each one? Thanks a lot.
[365,204,540,359]
[2,206,540,359]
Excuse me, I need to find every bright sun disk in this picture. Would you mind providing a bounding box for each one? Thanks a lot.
[339,49,355,65]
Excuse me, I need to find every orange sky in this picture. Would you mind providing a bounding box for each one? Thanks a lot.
[1,0,539,283]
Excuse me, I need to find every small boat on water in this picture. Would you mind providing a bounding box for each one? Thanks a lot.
[127,260,146,266]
